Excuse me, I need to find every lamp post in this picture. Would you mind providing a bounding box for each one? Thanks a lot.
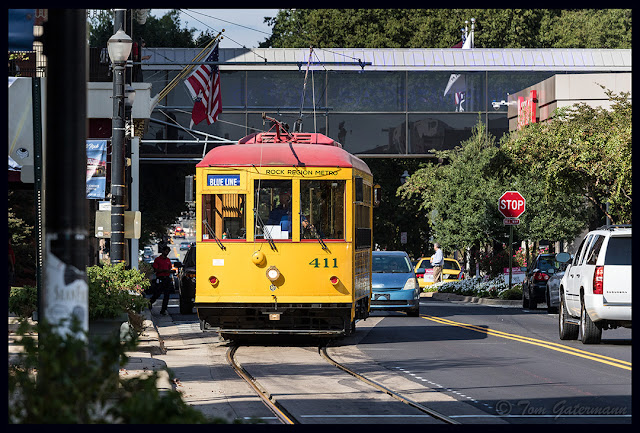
[107,26,132,264]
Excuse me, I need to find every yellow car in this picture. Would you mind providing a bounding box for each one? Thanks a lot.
[413,257,463,289]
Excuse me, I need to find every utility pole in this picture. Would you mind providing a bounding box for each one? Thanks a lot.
[42,9,89,337]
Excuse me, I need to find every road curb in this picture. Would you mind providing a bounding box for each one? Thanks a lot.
[421,291,522,307]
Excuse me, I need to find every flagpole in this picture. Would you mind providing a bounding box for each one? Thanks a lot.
[155,32,222,103]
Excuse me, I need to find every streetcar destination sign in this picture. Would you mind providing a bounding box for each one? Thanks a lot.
[207,174,240,186]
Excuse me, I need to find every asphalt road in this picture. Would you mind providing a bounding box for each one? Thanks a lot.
[359,298,631,423]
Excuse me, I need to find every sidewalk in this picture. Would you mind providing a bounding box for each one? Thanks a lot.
[118,308,173,392]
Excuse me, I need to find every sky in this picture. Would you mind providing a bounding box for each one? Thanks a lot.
[151,9,280,48]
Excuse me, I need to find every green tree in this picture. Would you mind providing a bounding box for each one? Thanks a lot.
[138,164,192,247]
[538,9,632,48]
[89,9,198,49]
[399,119,506,255]
[367,158,428,257]
[261,9,631,49]
[501,89,631,225]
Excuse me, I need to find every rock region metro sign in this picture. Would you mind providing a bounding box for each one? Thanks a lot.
[499,191,525,222]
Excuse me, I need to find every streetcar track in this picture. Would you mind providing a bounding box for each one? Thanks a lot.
[226,342,459,424]
[320,343,460,424]
[226,345,298,424]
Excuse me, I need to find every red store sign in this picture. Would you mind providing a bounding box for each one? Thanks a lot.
[517,90,537,130]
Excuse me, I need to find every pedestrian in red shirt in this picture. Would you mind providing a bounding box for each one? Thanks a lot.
[150,245,173,315]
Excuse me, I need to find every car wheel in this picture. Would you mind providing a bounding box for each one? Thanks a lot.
[406,307,420,317]
[580,302,602,344]
[546,288,557,313]
[179,295,193,314]
[525,286,537,309]
[558,295,578,340]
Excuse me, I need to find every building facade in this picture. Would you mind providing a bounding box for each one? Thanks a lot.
[140,47,631,160]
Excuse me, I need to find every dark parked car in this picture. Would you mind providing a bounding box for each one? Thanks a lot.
[523,253,563,309]
[544,252,571,313]
[178,245,196,314]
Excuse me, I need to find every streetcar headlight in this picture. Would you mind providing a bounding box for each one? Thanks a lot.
[266,266,280,282]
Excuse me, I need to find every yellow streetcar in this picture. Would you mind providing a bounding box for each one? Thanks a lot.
[194,116,375,337]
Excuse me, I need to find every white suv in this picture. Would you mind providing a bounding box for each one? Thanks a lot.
[558,225,632,344]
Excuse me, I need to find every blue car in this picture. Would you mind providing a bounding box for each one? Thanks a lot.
[371,251,421,317]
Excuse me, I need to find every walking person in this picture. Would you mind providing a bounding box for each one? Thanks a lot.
[150,245,173,315]
[431,242,444,283]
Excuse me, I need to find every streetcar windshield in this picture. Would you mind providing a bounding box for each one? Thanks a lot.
[255,180,292,240]
[201,193,246,240]
[300,180,345,240]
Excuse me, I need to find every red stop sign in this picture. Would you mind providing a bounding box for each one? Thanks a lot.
[499,191,526,218]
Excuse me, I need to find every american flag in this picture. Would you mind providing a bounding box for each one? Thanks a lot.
[184,42,222,127]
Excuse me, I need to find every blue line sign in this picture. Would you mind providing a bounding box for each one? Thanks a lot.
[207,174,240,187]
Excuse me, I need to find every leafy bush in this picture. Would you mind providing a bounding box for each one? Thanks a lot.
[9,318,224,424]
[476,249,512,278]
[433,276,522,300]
[87,263,150,320]
[9,286,37,318]
[10,264,151,321]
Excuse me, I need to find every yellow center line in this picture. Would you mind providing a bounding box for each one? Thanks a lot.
[420,315,631,371]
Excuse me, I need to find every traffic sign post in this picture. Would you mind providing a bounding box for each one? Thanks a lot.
[498,191,526,290]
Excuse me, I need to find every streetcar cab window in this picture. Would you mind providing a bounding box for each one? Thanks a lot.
[354,177,372,249]
[300,180,345,240]
[201,193,246,240]
[255,180,292,240]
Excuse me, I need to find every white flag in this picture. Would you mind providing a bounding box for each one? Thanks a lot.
[444,73,466,97]
[444,33,472,97]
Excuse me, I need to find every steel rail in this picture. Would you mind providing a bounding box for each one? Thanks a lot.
[319,345,461,424]
[226,345,299,424]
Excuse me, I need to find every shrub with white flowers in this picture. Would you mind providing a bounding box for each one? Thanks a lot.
[430,276,522,300]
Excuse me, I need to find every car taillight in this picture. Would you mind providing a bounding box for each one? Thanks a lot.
[593,266,604,294]
[416,273,424,278]
[459,272,464,280]
[533,272,550,282]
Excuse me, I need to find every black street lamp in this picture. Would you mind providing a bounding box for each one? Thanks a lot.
[107,26,132,264]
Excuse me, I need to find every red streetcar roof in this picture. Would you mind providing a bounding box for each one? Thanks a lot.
[197,132,371,175]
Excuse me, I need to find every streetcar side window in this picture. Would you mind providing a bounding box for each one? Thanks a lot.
[300,180,345,240]
[201,193,246,240]
[355,182,372,249]
[254,180,292,240]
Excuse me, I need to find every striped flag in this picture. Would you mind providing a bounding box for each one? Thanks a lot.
[184,42,222,127]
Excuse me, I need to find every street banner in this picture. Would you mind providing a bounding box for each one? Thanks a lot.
[86,139,107,199]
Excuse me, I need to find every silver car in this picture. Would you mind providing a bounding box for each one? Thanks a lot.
[545,252,571,313]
